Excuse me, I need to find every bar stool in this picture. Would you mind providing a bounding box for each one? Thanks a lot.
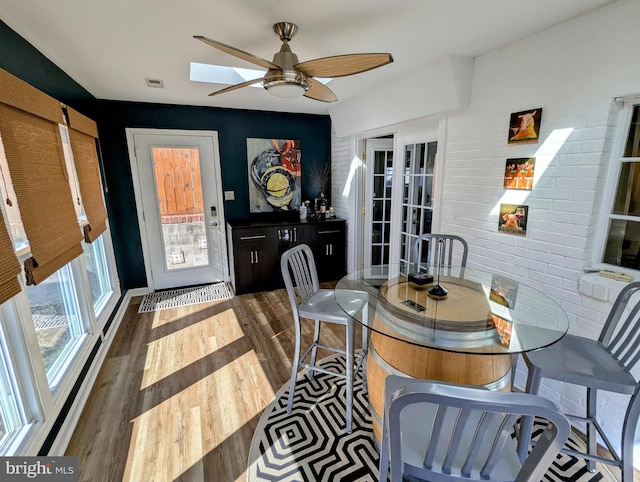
[280,244,369,433]
[517,281,640,482]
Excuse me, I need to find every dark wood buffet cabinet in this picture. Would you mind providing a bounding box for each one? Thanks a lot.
[227,218,346,294]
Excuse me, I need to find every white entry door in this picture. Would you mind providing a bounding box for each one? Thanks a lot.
[127,129,228,290]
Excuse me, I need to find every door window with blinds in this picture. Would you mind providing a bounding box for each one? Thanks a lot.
[399,142,437,265]
[602,101,640,269]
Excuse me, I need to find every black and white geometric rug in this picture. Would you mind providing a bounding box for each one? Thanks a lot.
[138,282,233,313]
[247,355,618,482]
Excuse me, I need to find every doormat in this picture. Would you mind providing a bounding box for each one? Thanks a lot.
[138,282,233,313]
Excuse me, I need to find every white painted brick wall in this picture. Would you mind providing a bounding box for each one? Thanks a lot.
[329,0,640,462]
[331,125,357,269]
[439,0,640,459]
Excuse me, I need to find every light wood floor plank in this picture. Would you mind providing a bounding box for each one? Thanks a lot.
[66,287,348,482]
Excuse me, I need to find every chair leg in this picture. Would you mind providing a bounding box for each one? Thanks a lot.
[287,321,302,413]
[509,353,518,392]
[309,319,321,380]
[586,387,597,472]
[378,418,390,482]
[361,305,369,395]
[517,366,542,462]
[622,392,640,482]
[345,320,355,433]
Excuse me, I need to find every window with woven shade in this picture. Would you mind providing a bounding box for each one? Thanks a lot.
[0,69,83,285]
[65,106,108,243]
[0,207,21,304]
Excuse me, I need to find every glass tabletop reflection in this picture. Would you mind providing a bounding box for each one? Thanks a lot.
[334,265,569,355]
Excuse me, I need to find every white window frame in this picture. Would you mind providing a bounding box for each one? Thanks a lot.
[594,95,640,272]
[398,141,438,266]
[0,118,122,456]
[0,299,45,456]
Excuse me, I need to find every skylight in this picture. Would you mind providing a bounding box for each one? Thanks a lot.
[190,62,331,87]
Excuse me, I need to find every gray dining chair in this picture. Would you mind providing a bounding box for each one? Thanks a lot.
[280,243,369,433]
[412,233,468,271]
[379,375,570,482]
[517,281,640,482]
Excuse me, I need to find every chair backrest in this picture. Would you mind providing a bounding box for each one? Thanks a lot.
[381,376,570,482]
[599,281,640,374]
[280,244,319,312]
[412,233,468,271]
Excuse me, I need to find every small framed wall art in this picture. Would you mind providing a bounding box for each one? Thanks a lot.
[503,157,535,191]
[507,108,542,144]
[498,204,528,236]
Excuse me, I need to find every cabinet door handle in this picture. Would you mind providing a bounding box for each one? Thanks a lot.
[318,230,340,235]
[250,251,254,263]
[293,228,297,242]
[241,234,267,240]
[330,244,333,255]
[255,251,259,263]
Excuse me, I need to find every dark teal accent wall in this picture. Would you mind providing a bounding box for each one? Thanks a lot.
[95,100,331,289]
[0,19,332,290]
[0,20,96,114]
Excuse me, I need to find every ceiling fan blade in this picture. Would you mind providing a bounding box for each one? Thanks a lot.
[208,78,263,97]
[295,53,393,78]
[304,78,338,103]
[194,35,278,70]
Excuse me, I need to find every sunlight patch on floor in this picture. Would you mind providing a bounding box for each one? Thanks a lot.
[124,349,273,482]
[141,307,243,389]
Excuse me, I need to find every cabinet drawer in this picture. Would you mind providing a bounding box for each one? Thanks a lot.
[233,228,274,247]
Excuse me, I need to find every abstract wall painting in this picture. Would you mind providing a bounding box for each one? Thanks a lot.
[246,138,301,213]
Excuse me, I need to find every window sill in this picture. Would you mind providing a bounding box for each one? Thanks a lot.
[578,272,632,303]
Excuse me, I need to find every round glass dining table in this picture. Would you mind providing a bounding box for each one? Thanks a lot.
[334,264,569,442]
[335,265,569,355]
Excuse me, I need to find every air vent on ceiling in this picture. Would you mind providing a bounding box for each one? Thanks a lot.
[145,78,164,88]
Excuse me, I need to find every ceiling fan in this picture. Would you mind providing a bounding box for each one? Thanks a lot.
[194,22,393,103]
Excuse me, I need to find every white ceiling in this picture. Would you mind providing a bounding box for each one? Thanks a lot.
[1,0,616,116]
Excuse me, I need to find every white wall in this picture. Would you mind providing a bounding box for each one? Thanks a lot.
[330,54,473,138]
[443,0,639,446]
[331,0,640,461]
[331,126,358,270]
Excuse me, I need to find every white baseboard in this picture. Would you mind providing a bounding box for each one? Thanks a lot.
[127,287,150,297]
[46,289,136,455]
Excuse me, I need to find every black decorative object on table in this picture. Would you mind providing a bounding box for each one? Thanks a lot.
[427,238,449,300]
[408,272,434,286]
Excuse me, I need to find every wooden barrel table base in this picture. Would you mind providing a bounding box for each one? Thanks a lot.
[366,277,512,445]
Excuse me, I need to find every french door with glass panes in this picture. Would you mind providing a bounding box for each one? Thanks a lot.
[398,142,437,265]
[364,139,394,268]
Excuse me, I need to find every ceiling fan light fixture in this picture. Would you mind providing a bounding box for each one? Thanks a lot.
[265,83,305,98]
[263,69,310,98]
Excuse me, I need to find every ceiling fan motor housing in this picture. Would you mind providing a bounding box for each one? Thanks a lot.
[264,41,310,92]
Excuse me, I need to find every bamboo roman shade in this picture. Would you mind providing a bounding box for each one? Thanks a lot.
[66,106,108,242]
[0,69,84,285]
[0,208,21,304]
